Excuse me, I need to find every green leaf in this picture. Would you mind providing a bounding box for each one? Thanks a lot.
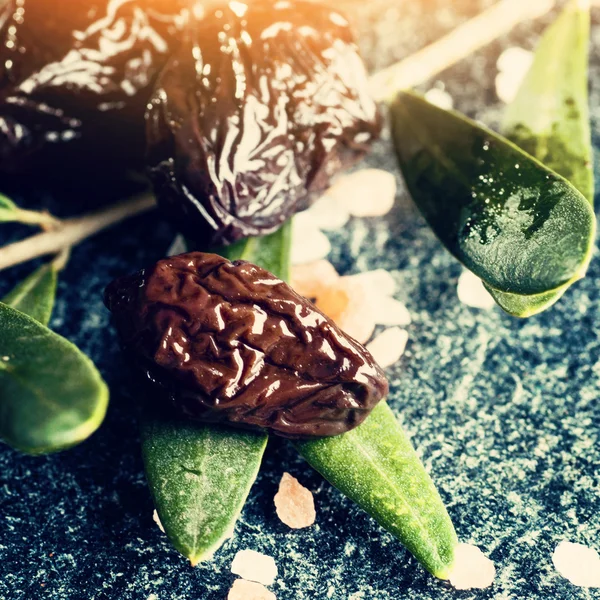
[489,0,593,316]
[141,418,267,565]
[218,219,292,283]
[2,263,58,326]
[0,193,59,227]
[295,402,457,579]
[390,89,595,303]
[0,193,18,222]
[140,222,291,564]
[0,303,109,454]
[503,0,592,204]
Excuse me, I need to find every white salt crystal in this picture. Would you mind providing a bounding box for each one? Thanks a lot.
[327,169,396,218]
[345,269,396,297]
[372,296,412,327]
[228,579,276,600]
[305,194,350,231]
[152,510,165,533]
[449,543,496,590]
[366,327,408,368]
[291,215,331,265]
[457,270,495,310]
[274,472,316,529]
[552,541,600,587]
[495,47,534,104]
[425,87,454,110]
[231,550,278,586]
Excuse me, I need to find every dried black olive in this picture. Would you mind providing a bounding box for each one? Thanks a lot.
[0,0,187,174]
[145,1,382,247]
[104,252,388,438]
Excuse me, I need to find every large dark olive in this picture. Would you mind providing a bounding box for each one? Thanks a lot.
[145,1,382,247]
[104,252,388,438]
[0,0,187,174]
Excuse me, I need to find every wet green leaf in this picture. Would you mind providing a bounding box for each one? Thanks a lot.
[140,222,291,564]
[0,303,109,454]
[295,402,457,579]
[2,263,58,325]
[489,0,593,316]
[391,89,595,304]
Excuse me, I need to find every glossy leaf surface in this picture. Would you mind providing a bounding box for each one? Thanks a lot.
[391,90,595,302]
[2,263,57,325]
[0,303,109,454]
[296,402,457,579]
[490,0,593,316]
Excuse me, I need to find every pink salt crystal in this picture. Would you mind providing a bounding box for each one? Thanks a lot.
[274,472,316,529]
[366,327,408,369]
[328,169,396,217]
[231,550,278,586]
[334,277,377,344]
[228,579,276,600]
[449,543,496,590]
[291,260,340,299]
[552,541,600,587]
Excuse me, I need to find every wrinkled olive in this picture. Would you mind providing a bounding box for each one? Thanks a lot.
[0,0,187,174]
[105,252,388,438]
[146,0,381,246]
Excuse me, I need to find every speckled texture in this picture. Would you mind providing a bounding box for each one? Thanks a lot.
[1,2,600,599]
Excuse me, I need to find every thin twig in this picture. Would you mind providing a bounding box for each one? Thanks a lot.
[368,0,556,102]
[12,208,62,230]
[0,194,156,271]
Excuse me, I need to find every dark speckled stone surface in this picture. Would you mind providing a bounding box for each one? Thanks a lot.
[2,1,600,599]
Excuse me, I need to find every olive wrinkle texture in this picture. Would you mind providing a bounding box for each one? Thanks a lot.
[145,0,381,246]
[105,252,388,438]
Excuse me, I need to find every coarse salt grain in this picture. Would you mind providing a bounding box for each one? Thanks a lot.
[552,541,600,587]
[425,87,454,110]
[345,269,396,297]
[327,169,396,218]
[305,193,351,231]
[231,550,278,586]
[228,579,276,600]
[274,472,316,529]
[457,270,495,310]
[291,260,340,297]
[371,295,411,327]
[152,510,165,533]
[449,543,496,590]
[366,327,409,369]
[291,214,331,265]
[334,277,377,344]
[495,47,534,104]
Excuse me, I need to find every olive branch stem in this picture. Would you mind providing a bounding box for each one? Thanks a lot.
[0,0,556,272]
[369,0,555,102]
[0,194,156,271]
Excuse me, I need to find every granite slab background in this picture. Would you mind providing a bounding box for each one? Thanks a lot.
[1,1,600,599]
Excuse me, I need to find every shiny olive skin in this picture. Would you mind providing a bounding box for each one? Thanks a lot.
[105,252,388,438]
[146,1,382,247]
[0,0,187,174]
